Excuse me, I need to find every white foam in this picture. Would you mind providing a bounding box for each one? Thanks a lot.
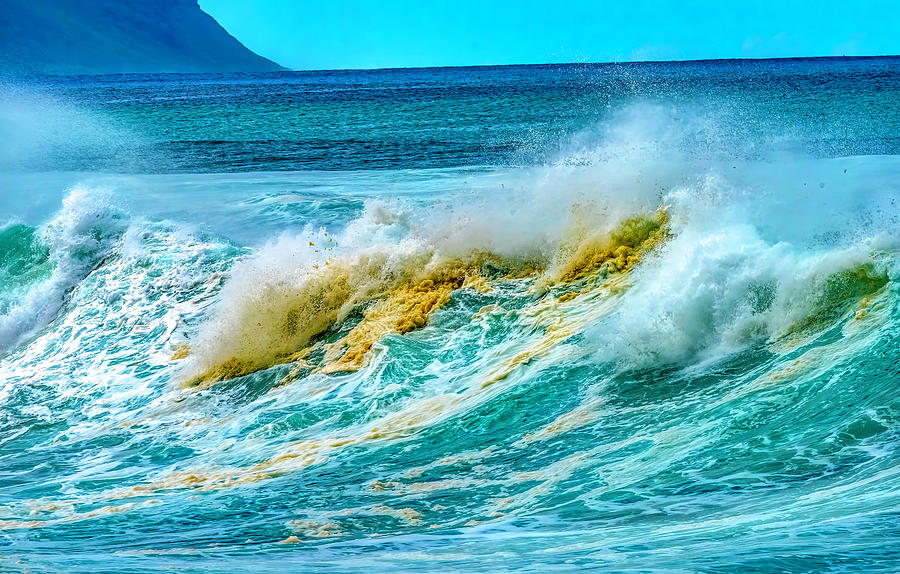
[0,186,127,353]
[590,170,897,367]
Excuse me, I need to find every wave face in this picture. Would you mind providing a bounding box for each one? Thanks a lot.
[1,61,900,573]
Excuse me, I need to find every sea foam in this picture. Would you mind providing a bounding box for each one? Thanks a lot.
[0,187,127,353]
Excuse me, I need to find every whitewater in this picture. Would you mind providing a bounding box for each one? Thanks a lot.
[0,59,899,572]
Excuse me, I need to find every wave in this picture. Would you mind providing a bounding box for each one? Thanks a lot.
[179,158,897,390]
[179,206,670,385]
[593,172,896,367]
[0,187,128,354]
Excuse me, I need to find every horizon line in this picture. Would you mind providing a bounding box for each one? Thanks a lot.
[278,53,900,74]
[19,53,900,78]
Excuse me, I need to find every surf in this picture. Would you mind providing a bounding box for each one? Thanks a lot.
[1,73,898,572]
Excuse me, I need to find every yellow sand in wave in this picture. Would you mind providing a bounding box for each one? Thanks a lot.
[321,269,468,374]
[323,254,540,373]
[774,263,890,353]
[170,344,190,360]
[0,500,160,531]
[523,397,606,442]
[182,211,672,387]
[286,518,344,538]
[793,263,889,331]
[182,250,424,386]
[553,209,671,283]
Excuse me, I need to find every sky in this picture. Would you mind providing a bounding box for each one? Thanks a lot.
[199,0,900,71]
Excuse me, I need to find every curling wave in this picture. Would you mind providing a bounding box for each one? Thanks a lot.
[0,187,127,353]
[179,155,896,391]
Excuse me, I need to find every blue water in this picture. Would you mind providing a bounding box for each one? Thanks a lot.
[0,57,899,573]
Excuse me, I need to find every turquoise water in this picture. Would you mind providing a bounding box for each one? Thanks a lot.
[0,58,899,572]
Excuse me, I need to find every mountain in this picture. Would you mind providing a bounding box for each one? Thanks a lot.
[0,0,287,75]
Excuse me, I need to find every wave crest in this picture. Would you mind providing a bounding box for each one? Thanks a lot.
[0,187,127,354]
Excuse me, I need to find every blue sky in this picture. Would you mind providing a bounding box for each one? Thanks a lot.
[200,0,899,70]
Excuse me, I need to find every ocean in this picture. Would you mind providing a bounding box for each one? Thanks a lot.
[0,57,899,573]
